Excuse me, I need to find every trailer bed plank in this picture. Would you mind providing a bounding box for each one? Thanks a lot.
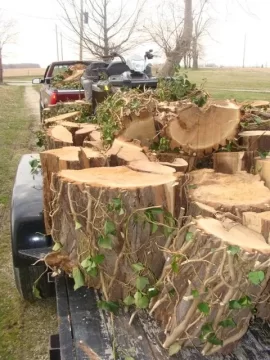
[55,276,75,360]
[66,279,114,360]
[63,277,270,360]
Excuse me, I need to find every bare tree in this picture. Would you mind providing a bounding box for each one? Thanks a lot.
[58,0,147,58]
[144,0,193,76]
[192,0,212,69]
[0,12,17,83]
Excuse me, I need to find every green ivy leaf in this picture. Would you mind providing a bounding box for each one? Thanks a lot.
[87,266,98,277]
[148,287,159,298]
[134,291,149,309]
[81,257,91,269]
[131,263,145,272]
[98,235,113,249]
[207,333,223,346]
[32,284,42,299]
[171,260,179,273]
[124,295,135,306]
[191,289,199,299]
[148,208,164,215]
[198,302,210,315]
[218,318,236,328]
[188,184,198,189]
[259,151,269,159]
[239,295,252,307]
[72,267,85,290]
[169,342,181,356]
[93,254,105,265]
[52,242,62,251]
[248,271,265,285]
[98,300,119,314]
[136,276,149,291]
[185,232,194,242]
[151,222,158,234]
[227,245,240,255]
[104,220,116,235]
[200,323,213,340]
[75,221,82,230]
[254,116,262,124]
[229,300,242,310]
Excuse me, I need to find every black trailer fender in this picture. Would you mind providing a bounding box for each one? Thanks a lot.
[11,154,53,300]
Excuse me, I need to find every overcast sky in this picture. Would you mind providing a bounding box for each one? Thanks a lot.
[0,0,269,67]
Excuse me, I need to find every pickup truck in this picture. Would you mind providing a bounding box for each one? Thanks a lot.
[32,61,92,117]
[11,154,270,360]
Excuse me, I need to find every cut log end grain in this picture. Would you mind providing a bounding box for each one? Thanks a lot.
[160,158,188,173]
[44,111,80,126]
[196,217,270,253]
[127,160,176,175]
[47,125,73,149]
[58,166,177,189]
[164,100,240,154]
[189,169,270,214]
[107,138,148,166]
[119,111,156,146]
[74,125,99,146]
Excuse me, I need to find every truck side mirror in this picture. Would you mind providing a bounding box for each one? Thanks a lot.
[32,78,43,84]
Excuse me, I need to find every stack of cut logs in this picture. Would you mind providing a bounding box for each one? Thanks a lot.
[40,96,270,356]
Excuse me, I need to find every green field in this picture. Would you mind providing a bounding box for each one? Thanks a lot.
[0,85,57,360]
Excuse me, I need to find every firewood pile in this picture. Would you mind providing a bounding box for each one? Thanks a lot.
[50,64,86,90]
[35,82,270,357]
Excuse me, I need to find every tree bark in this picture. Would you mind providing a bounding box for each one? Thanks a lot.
[49,166,184,300]
[40,146,106,234]
[151,217,270,355]
[159,0,193,76]
[239,131,270,151]
[213,151,255,174]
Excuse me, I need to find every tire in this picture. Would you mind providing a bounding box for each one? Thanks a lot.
[14,265,54,302]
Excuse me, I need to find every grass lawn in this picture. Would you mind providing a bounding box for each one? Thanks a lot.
[0,85,57,360]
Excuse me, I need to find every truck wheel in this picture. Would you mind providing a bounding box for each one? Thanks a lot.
[14,265,54,302]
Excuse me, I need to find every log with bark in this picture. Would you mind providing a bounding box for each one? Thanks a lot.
[213,151,255,174]
[188,169,270,215]
[243,211,270,243]
[40,146,106,234]
[46,125,73,149]
[106,138,148,166]
[43,112,80,127]
[49,166,185,300]
[74,125,99,146]
[157,100,240,155]
[42,101,91,120]
[150,217,270,356]
[255,157,270,189]
[239,131,270,151]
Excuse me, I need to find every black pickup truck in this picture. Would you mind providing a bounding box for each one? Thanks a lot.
[11,154,270,360]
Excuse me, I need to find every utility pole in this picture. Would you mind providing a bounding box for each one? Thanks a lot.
[79,0,83,60]
[60,32,64,60]
[55,24,59,61]
[242,34,246,68]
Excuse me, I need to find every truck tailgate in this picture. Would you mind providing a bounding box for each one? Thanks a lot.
[55,89,85,102]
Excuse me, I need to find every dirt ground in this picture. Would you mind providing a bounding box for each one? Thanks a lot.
[0,85,57,360]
